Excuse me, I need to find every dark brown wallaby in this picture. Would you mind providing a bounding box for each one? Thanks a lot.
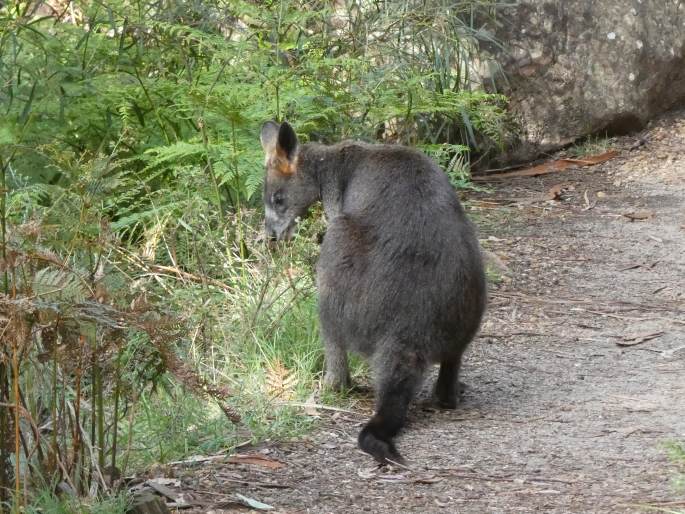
[260,121,486,464]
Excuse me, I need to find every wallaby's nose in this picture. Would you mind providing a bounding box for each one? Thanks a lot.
[265,226,278,245]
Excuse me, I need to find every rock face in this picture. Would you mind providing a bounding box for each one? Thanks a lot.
[479,0,685,160]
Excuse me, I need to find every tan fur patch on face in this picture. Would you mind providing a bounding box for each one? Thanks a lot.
[266,151,298,176]
[276,158,296,175]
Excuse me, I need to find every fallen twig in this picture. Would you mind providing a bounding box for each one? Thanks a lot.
[622,210,655,221]
[615,331,665,347]
[167,452,229,466]
[479,331,546,338]
[474,151,618,181]
[225,454,286,470]
[575,308,685,326]
[214,476,291,489]
[490,292,685,316]
[283,402,360,415]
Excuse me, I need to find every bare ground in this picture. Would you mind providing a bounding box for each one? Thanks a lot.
[164,111,685,513]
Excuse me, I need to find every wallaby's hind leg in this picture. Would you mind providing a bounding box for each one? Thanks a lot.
[323,341,351,391]
[358,351,427,464]
[434,354,464,409]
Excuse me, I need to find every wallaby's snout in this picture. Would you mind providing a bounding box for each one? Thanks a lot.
[264,224,279,247]
[265,226,278,243]
[264,214,297,243]
[264,207,290,242]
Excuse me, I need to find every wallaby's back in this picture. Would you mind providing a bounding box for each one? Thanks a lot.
[317,143,486,360]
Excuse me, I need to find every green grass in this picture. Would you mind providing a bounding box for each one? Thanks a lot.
[630,441,685,513]
[484,263,505,285]
[119,211,373,470]
[666,441,685,490]
[566,135,614,158]
[18,488,130,514]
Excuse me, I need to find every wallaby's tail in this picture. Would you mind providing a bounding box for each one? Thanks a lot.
[358,351,426,464]
[358,413,405,464]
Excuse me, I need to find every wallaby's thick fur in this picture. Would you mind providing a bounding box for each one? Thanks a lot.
[260,121,487,464]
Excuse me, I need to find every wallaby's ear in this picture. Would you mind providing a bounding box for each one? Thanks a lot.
[277,121,298,161]
[260,121,280,152]
[261,120,298,176]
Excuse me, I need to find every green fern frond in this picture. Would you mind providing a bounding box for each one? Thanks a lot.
[32,267,87,304]
[143,141,207,169]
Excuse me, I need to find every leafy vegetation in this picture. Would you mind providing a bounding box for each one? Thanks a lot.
[0,0,510,509]
[667,442,685,490]
[566,135,615,159]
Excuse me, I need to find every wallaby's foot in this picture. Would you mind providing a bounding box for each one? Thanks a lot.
[433,358,465,410]
[323,375,373,398]
[323,344,351,392]
[432,380,467,409]
[358,422,405,465]
[434,394,459,410]
[323,371,351,392]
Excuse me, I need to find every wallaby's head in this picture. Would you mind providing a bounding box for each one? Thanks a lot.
[260,121,318,242]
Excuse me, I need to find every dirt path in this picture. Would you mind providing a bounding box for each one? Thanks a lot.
[173,111,685,513]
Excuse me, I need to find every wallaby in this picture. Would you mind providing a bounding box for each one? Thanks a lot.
[260,121,487,464]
